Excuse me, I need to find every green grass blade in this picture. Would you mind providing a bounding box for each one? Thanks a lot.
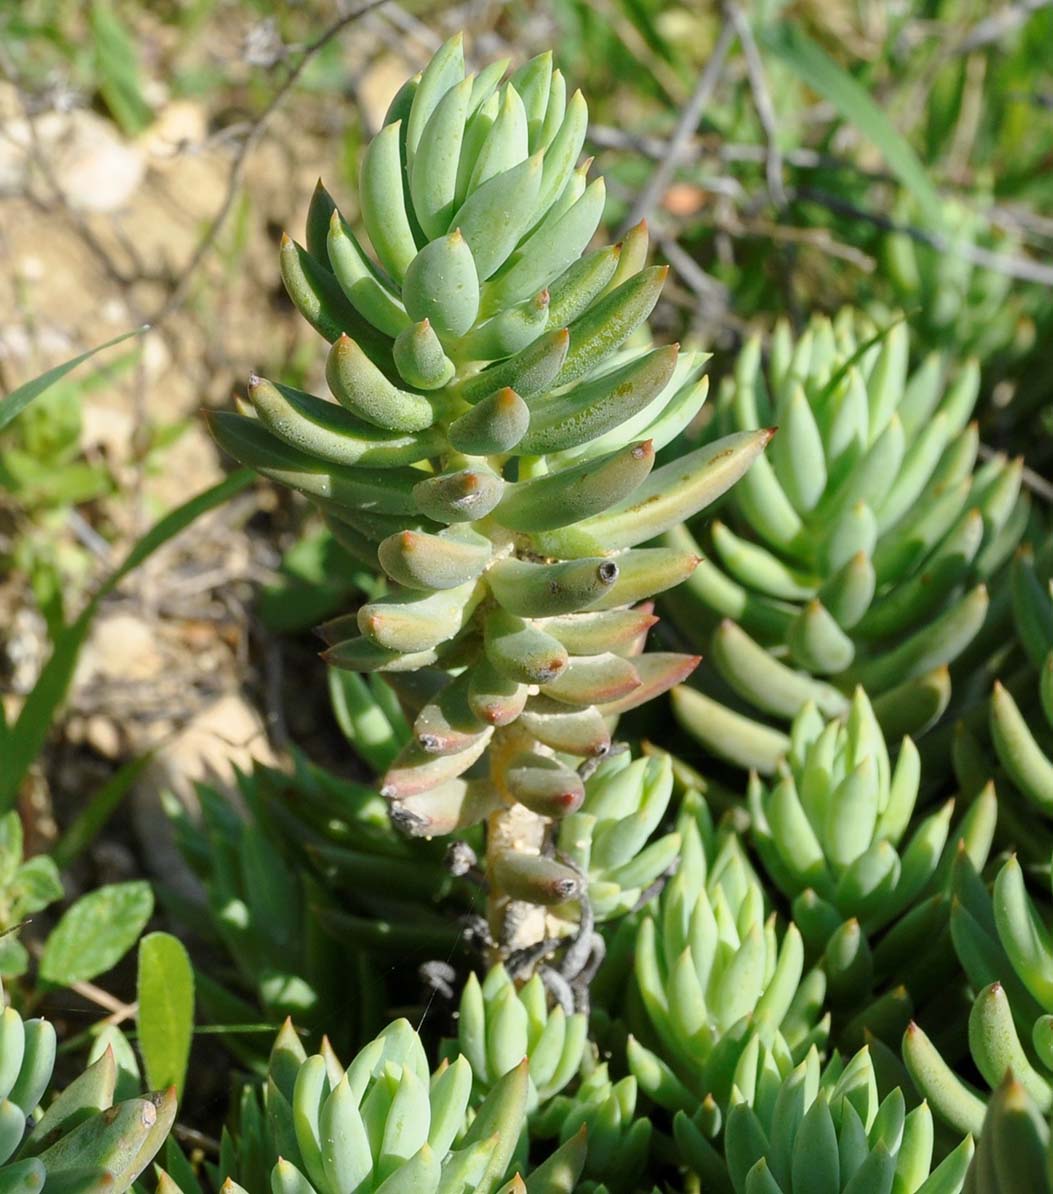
[759,23,944,227]
[0,326,148,433]
[51,752,155,869]
[0,469,254,810]
[90,0,154,134]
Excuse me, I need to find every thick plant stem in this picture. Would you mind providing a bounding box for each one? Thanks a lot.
[486,723,550,957]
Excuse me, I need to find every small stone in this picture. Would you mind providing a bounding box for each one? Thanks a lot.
[0,108,145,211]
[54,110,145,212]
[74,612,165,689]
[132,693,277,903]
[84,715,121,760]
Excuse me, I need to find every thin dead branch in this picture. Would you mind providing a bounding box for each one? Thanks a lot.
[620,23,736,234]
[956,0,1053,53]
[149,0,390,328]
[797,187,1053,286]
[722,0,786,208]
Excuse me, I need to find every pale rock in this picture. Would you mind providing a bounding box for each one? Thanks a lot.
[55,111,145,212]
[141,329,171,380]
[131,692,277,902]
[141,100,208,161]
[74,611,165,689]
[84,714,121,759]
[0,108,145,212]
[359,56,413,135]
[0,324,74,367]
[80,403,134,458]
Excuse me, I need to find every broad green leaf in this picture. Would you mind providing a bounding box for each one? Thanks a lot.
[760,23,944,227]
[0,933,29,978]
[11,855,64,919]
[0,811,22,886]
[138,932,195,1098]
[40,880,154,985]
[0,469,254,810]
[0,327,146,433]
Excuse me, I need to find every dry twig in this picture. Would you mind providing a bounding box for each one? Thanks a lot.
[620,23,736,234]
[956,0,1053,53]
[797,187,1053,286]
[150,0,390,328]
[722,0,786,208]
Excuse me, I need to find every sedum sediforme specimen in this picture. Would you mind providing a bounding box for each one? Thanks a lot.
[904,849,1053,1140]
[679,1043,974,1194]
[210,34,769,943]
[668,311,1026,773]
[0,980,175,1192]
[625,791,826,1119]
[448,965,587,1109]
[211,1016,587,1194]
[747,688,997,1009]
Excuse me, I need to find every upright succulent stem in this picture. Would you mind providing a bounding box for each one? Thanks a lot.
[213,34,770,952]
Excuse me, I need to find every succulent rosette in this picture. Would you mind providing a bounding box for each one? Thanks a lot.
[211,1017,586,1194]
[668,311,1026,773]
[0,980,175,1192]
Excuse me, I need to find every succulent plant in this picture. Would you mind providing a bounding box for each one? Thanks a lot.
[989,549,1053,818]
[903,850,1053,1138]
[746,688,998,1007]
[532,1063,651,1194]
[214,1016,586,1194]
[878,191,1026,365]
[448,965,587,1109]
[0,980,175,1192]
[0,812,63,978]
[554,749,680,925]
[677,1042,974,1194]
[668,311,1027,773]
[963,1071,1053,1193]
[880,194,1021,361]
[625,791,826,1117]
[166,759,471,1050]
[209,33,770,946]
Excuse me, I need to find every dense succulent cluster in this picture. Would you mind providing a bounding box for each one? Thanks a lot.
[668,311,1026,772]
[447,965,587,1108]
[533,1063,651,1194]
[553,750,679,925]
[166,759,468,1050]
[209,32,771,945]
[624,791,825,1118]
[10,14,1053,1194]
[689,1045,975,1194]
[881,195,1021,361]
[0,981,174,1192]
[904,850,1053,1138]
[746,689,997,1007]
[211,1017,587,1194]
[75,29,1053,1194]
